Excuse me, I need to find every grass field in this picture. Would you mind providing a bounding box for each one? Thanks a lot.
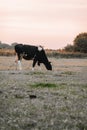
[0,56,87,130]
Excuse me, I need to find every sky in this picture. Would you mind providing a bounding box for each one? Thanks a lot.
[0,0,87,49]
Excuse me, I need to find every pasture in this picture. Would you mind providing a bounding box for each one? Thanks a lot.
[0,56,87,130]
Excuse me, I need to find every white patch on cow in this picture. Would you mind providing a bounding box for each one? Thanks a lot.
[18,60,22,70]
[38,46,43,51]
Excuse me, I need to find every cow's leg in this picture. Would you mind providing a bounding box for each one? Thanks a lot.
[18,60,22,70]
[37,61,40,66]
[37,61,41,70]
[16,53,22,70]
[32,58,37,71]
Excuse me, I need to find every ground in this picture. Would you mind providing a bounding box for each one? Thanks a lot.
[0,56,87,130]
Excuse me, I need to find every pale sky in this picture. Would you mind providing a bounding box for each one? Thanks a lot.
[0,0,87,49]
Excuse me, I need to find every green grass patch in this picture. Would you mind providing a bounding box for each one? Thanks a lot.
[61,71,75,75]
[81,84,87,89]
[30,82,67,89]
[24,71,44,75]
[33,71,44,75]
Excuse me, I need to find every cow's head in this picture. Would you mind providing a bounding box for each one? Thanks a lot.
[45,61,52,70]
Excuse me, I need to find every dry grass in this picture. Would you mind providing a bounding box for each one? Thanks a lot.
[0,56,87,130]
[0,49,15,56]
[0,48,87,58]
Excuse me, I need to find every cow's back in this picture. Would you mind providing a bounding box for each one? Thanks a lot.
[23,45,37,57]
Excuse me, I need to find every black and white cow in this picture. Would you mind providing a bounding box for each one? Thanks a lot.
[15,44,52,70]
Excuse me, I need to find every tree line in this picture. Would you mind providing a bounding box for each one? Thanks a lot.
[0,32,87,53]
[0,42,17,49]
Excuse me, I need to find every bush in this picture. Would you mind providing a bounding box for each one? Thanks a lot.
[64,44,74,52]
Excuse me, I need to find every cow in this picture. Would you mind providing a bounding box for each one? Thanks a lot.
[15,44,52,70]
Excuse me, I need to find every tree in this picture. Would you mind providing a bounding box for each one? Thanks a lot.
[11,42,18,49]
[73,32,87,53]
[64,44,74,52]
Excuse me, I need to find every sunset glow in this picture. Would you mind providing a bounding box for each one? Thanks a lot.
[0,0,87,49]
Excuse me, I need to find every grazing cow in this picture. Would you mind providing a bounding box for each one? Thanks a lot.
[15,44,52,70]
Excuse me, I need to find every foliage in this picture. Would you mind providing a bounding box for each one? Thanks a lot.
[64,32,87,53]
[0,41,18,49]
[73,32,87,53]
[64,44,74,52]
[0,41,10,49]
